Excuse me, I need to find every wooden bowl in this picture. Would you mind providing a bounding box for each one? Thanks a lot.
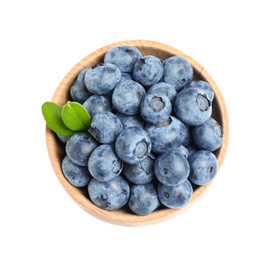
[46,40,229,227]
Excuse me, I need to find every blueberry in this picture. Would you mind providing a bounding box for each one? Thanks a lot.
[120,72,133,82]
[66,132,99,166]
[183,80,214,101]
[82,95,112,118]
[62,155,91,187]
[84,63,121,94]
[116,112,145,129]
[128,183,160,215]
[154,149,190,186]
[88,145,123,182]
[185,144,198,161]
[104,45,143,72]
[89,111,123,144]
[174,87,212,126]
[182,123,192,146]
[157,180,193,209]
[145,116,186,154]
[147,82,177,103]
[163,56,193,91]
[70,68,92,104]
[132,55,163,86]
[88,175,130,210]
[115,126,151,164]
[123,154,155,184]
[192,117,223,151]
[189,150,218,185]
[177,145,189,159]
[112,80,146,115]
[140,93,172,125]
[56,133,70,143]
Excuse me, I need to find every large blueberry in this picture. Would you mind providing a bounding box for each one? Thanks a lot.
[132,55,163,86]
[62,155,91,187]
[89,111,123,144]
[147,82,177,103]
[83,95,112,118]
[189,150,218,185]
[157,180,193,209]
[140,93,172,125]
[145,116,186,154]
[128,183,160,215]
[84,63,121,94]
[183,80,214,101]
[174,87,212,126]
[88,175,130,211]
[123,154,155,184]
[88,145,123,182]
[192,117,223,151]
[104,45,143,72]
[163,56,193,91]
[66,132,99,166]
[70,68,92,104]
[115,126,151,164]
[112,80,146,115]
[116,112,145,129]
[154,149,190,186]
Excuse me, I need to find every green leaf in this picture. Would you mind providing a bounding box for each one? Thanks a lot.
[42,102,76,137]
[62,101,91,131]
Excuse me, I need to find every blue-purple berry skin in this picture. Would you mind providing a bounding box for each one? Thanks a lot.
[88,145,123,182]
[62,155,91,187]
[84,63,121,95]
[112,80,146,115]
[104,45,143,73]
[115,126,152,165]
[174,87,212,126]
[183,80,214,101]
[162,56,193,91]
[116,112,145,129]
[185,144,199,162]
[70,68,92,104]
[192,117,223,152]
[157,180,193,209]
[147,82,177,102]
[145,116,186,154]
[154,149,190,186]
[133,55,163,86]
[57,133,70,143]
[120,72,133,82]
[128,183,160,215]
[177,145,189,159]
[189,150,218,185]
[182,123,192,146]
[123,154,155,184]
[89,111,123,144]
[66,132,99,166]
[140,93,172,125]
[88,175,130,211]
[83,95,112,118]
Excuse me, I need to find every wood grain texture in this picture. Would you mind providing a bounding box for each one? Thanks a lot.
[45,40,229,227]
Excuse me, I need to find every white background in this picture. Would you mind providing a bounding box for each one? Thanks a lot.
[1,0,269,259]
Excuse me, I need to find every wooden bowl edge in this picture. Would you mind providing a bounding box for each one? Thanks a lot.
[45,40,229,227]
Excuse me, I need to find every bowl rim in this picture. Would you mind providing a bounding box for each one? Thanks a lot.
[45,39,229,227]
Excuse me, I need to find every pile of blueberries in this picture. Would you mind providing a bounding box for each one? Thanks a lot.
[58,45,224,215]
